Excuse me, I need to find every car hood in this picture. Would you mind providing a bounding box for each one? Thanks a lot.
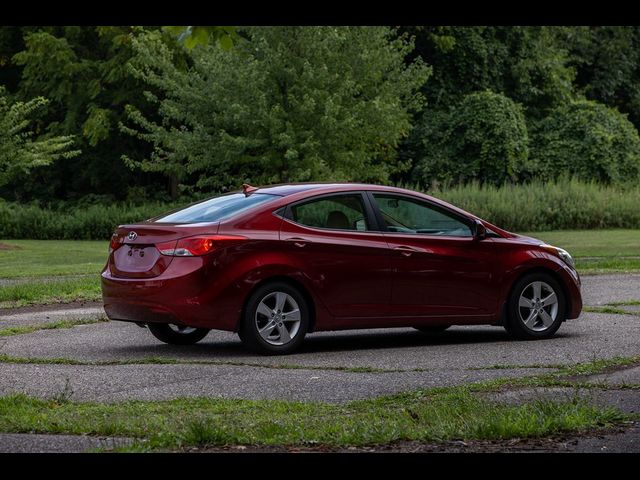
[507,232,544,245]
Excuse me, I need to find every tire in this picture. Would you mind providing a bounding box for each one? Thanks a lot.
[504,272,566,340]
[414,325,450,333]
[147,323,210,345]
[240,281,309,355]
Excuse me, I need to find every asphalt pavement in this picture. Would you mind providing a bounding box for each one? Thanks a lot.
[0,273,637,452]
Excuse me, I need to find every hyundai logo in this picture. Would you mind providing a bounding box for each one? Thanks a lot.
[127,231,138,241]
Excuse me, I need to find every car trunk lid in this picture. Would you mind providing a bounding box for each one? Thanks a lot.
[109,223,219,278]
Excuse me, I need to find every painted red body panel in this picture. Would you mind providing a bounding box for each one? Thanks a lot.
[101,183,582,332]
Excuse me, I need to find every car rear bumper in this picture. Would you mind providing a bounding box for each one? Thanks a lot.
[103,300,181,325]
[101,257,238,331]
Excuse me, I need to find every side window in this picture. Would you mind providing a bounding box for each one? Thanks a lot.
[290,194,370,231]
[372,194,472,237]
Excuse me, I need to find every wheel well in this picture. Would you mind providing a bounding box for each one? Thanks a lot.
[500,267,570,326]
[238,275,317,333]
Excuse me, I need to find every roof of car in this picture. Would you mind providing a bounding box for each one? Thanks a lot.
[252,183,408,196]
[235,182,512,237]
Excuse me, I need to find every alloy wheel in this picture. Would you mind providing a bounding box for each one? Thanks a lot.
[517,281,559,332]
[255,291,302,346]
[168,324,197,335]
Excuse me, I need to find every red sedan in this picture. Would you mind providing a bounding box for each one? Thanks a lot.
[101,183,582,354]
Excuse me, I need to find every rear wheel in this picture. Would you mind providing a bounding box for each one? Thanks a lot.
[240,281,309,355]
[147,323,210,345]
[505,273,566,340]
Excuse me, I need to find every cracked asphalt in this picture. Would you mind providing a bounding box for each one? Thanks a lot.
[0,273,638,452]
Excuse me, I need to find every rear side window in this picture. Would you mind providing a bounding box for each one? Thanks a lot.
[290,194,370,231]
[153,193,277,224]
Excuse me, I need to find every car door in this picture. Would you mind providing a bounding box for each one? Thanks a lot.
[279,191,392,319]
[368,192,497,319]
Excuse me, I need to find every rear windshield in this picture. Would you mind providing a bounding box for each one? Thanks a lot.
[152,193,277,224]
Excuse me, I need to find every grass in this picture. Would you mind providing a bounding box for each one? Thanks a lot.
[0,318,107,337]
[0,353,167,366]
[0,353,408,373]
[455,355,640,394]
[469,364,558,371]
[0,386,626,452]
[0,353,636,451]
[0,276,101,308]
[583,306,640,316]
[554,355,640,377]
[608,300,640,307]
[518,230,640,257]
[518,229,640,274]
[0,239,107,278]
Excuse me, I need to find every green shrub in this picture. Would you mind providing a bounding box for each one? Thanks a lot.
[422,178,640,231]
[412,91,529,186]
[529,100,640,183]
[2,179,640,238]
[0,200,186,240]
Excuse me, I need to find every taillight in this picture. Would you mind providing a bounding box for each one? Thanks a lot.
[109,234,123,254]
[156,239,178,256]
[156,235,247,257]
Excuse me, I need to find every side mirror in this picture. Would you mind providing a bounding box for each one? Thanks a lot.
[473,220,487,240]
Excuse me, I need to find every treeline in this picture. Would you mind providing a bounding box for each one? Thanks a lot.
[1,26,640,204]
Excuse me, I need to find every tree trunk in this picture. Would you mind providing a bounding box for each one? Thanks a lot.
[169,173,179,200]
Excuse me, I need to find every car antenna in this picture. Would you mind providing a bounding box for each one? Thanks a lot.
[242,183,259,196]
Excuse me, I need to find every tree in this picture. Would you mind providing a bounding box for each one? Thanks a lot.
[401,26,575,119]
[0,87,79,187]
[163,26,237,50]
[558,26,640,129]
[396,26,575,185]
[122,26,430,194]
[411,91,529,186]
[4,26,167,201]
[529,100,640,183]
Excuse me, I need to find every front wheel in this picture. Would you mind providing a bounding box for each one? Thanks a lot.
[240,282,309,355]
[147,323,210,345]
[505,273,566,340]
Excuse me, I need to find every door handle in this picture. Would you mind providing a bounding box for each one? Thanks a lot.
[286,237,311,248]
[393,245,423,257]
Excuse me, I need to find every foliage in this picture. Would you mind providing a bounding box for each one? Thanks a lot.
[403,26,575,118]
[3,26,167,201]
[0,200,186,240]
[529,100,640,183]
[0,86,78,187]
[163,26,237,50]
[122,26,430,192]
[4,26,640,203]
[411,91,529,185]
[2,180,640,240]
[421,178,640,231]
[558,26,640,128]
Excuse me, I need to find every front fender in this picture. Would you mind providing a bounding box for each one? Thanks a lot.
[497,250,581,319]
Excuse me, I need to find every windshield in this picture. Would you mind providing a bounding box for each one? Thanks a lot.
[152,193,277,224]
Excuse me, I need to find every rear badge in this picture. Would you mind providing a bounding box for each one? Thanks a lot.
[128,231,138,241]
